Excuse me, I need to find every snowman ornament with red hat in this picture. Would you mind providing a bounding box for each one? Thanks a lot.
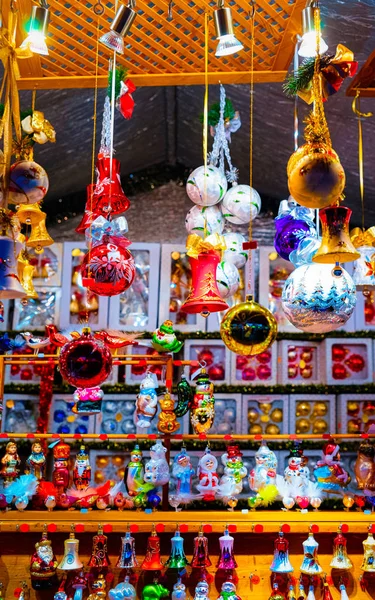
[283,442,310,498]
[313,438,351,496]
[217,444,247,503]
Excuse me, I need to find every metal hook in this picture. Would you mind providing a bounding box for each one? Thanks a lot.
[352,90,373,119]
[93,0,104,15]
[167,0,174,21]
[249,0,256,19]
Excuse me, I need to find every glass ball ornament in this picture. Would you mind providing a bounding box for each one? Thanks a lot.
[8,160,49,204]
[216,260,240,299]
[186,165,228,206]
[223,232,248,268]
[221,184,261,225]
[220,295,277,356]
[59,327,113,388]
[274,215,316,261]
[281,263,356,333]
[185,204,224,237]
[81,238,135,297]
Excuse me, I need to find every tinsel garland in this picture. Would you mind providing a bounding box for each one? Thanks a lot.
[107,66,128,99]
[37,362,54,434]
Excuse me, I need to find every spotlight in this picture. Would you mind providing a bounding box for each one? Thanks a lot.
[214,0,244,57]
[20,1,50,56]
[298,1,328,58]
[99,2,137,55]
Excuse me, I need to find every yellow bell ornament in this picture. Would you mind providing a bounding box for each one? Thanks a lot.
[27,213,54,253]
[361,526,375,573]
[313,206,360,264]
[17,251,38,300]
[16,203,44,226]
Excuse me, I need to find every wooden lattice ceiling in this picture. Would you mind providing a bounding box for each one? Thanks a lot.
[9,0,305,89]
[347,49,375,97]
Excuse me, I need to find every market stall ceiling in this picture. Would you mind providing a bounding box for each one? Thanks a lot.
[12,0,305,88]
[347,49,375,97]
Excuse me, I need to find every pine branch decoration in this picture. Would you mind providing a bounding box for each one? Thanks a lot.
[107,66,129,99]
[199,98,236,126]
[283,55,332,97]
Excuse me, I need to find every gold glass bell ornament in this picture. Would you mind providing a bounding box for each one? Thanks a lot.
[313,206,360,264]
[17,251,38,300]
[330,526,353,570]
[57,527,83,571]
[361,526,375,573]
[16,203,44,226]
[26,214,54,253]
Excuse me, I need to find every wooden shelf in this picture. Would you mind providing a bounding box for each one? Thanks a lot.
[0,510,372,534]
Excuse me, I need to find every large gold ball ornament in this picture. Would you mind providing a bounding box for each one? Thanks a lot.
[270,408,283,423]
[220,295,277,356]
[347,401,360,416]
[249,424,263,435]
[259,403,272,415]
[117,468,125,479]
[313,402,328,417]
[296,401,311,416]
[343,495,355,509]
[265,424,280,435]
[313,418,328,434]
[287,142,345,209]
[296,418,310,434]
[248,408,259,424]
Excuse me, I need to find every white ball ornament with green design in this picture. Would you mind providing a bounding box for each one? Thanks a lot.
[222,183,261,225]
[186,165,228,206]
[223,232,248,268]
[185,205,224,238]
[216,260,240,299]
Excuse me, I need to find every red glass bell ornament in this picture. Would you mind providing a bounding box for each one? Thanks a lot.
[182,248,228,317]
[59,327,112,388]
[92,156,130,216]
[88,525,110,569]
[191,527,211,569]
[75,184,99,234]
[81,236,135,297]
[141,525,164,571]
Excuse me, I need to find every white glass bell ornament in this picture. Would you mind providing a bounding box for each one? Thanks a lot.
[281,263,356,333]
[352,246,375,296]
[221,183,261,225]
[300,531,323,575]
[216,260,240,299]
[223,232,248,268]
[185,204,225,237]
[186,165,228,206]
[57,531,83,571]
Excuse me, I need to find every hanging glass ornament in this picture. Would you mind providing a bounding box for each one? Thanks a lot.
[54,578,68,600]
[171,446,195,503]
[116,530,138,568]
[300,531,323,575]
[88,525,110,569]
[268,584,284,600]
[322,578,334,600]
[135,372,158,429]
[59,328,113,388]
[71,572,87,600]
[9,160,49,204]
[217,581,241,600]
[217,527,237,570]
[220,295,277,356]
[158,392,180,434]
[50,439,70,496]
[141,525,164,570]
[185,205,225,238]
[288,585,296,600]
[269,531,294,573]
[249,442,277,492]
[30,529,58,590]
[330,526,353,570]
[142,581,170,600]
[72,387,104,415]
[313,207,360,264]
[355,439,375,491]
[151,320,183,353]
[223,232,247,268]
[172,578,186,600]
[281,263,356,333]
[216,261,240,299]
[191,527,211,568]
[57,528,84,571]
[218,444,247,500]
[194,581,210,600]
[109,577,136,600]
[87,574,107,600]
[0,235,27,299]
[283,442,310,498]
[361,527,375,572]
[339,583,349,600]
[144,440,170,487]
[91,156,130,216]
[190,368,215,434]
[175,374,193,418]
[73,444,91,491]
[186,165,228,206]
[165,525,189,569]
[17,251,38,300]
[297,583,306,600]
[222,184,261,225]
[313,438,351,495]
[274,200,316,261]
[307,585,316,600]
[196,446,219,500]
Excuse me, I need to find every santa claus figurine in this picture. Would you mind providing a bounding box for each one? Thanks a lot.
[73,444,91,491]
[196,447,219,501]
[314,438,350,495]
[30,530,58,590]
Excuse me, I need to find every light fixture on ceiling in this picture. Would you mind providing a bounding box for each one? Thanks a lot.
[214,0,244,57]
[99,1,137,55]
[20,0,50,56]
[298,0,328,58]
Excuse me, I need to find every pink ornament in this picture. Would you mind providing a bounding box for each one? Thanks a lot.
[257,365,271,380]
[217,528,237,570]
[296,496,309,509]
[242,367,256,381]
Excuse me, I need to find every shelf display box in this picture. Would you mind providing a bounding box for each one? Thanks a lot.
[2,394,39,433]
[337,394,375,434]
[124,342,166,385]
[183,393,242,435]
[231,342,277,385]
[278,340,324,385]
[159,243,206,333]
[242,394,289,435]
[4,344,56,384]
[60,241,109,328]
[90,449,128,486]
[96,394,137,436]
[184,339,231,385]
[108,243,160,332]
[324,338,373,385]
[289,394,335,435]
[49,394,96,435]
[13,287,62,331]
[355,292,375,331]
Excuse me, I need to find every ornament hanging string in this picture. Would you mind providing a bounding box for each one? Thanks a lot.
[293,41,299,152]
[352,90,373,231]
[203,11,209,238]
[246,0,256,296]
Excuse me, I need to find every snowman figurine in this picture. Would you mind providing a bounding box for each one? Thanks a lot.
[135,372,158,428]
[249,442,277,492]
[194,581,209,600]
[217,582,241,600]
[284,442,310,497]
[218,444,247,498]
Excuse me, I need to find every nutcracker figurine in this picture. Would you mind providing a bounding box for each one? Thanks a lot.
[165,525,189,569]
[0,439,20,484]
[313,439,350,494]
[73,445,91,491]
[361,526,375,572]
[217,528,237,570]
[50,439,71,494]
[88,525,110,569]
[330,525,353,570]
[30,529,58,590]
[190,368,215,434]
[116,530,138,568]
[26,439,46,481]
[191,527,211,568]
[269,531,294,573]
[125,445,144,497]
[196,447,219,501]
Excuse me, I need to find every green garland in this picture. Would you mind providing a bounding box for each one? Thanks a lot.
[199,98,236,127]
[108,66,128,99]
[283,55,332,97]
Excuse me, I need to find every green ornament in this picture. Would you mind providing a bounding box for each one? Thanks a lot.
[165,528,189,569]
[142,583,170,600]
[151,320,183,353]
[175,374,193,417]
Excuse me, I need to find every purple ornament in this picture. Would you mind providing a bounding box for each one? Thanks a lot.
[216,528,237,570]
[0,493,7,509]
[274,215,314,261]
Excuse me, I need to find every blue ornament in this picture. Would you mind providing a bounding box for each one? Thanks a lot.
[54,410,66,423]
[75,425,88,434]
[57,425,70,434]
[147,492,161,509]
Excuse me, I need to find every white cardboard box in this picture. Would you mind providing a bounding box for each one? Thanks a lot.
[324,338,374,385]
[277,339,325,385]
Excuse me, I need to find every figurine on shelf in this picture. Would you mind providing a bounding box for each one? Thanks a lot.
[87,574,107,600]
[217,581,241,600]
[175,373,193,418]
[196,446,219,501]
[217,528,237,570]
[88,525,110,569]
[361,526,375,572]
[194,581,210,600]
[269,530,294,573]
[109,577,136,600]
[191,527,211,568]
[71,571,87,600]
[172,446,195,503]
[165,525,189,569]
[142,580,169,600]
[144,440,170,487]
[249,442,277,492]
[25,439,46,481]
[330,526,353,570]
[1,440,20,484]
[50,440,70,495]
[125,445,144,497]
[72,387,104,415]
[218,445,247,500]
[268,584,284,600]
[284,442,310,497]
[300,530,323,575]
[135,372,158,429]
[313,439,351,495]
[172,579,186,600]
[355,439,375,491]
[73,445,91,491]
[30,529,58,590]
[116,530,138,568]
[190,368,215,434]
[157,392,180,433]
[151,320,183,353]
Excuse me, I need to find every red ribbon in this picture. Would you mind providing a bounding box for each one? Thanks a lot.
[117,79,136,119]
